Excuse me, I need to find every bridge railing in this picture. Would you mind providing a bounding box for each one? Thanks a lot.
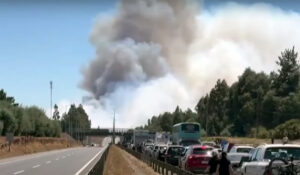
[86,144,110,175]
[118,145,196,175]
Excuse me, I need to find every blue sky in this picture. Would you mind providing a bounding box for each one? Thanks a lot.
[0,0,117,109]
[0,0,299,113]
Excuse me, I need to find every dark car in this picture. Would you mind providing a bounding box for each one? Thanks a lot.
[164,145,185,166]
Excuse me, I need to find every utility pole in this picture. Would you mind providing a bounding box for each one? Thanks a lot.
[113,110,115,144]
[50,81,53,118]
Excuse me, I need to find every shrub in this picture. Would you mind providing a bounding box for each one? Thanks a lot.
[273,119,300,140]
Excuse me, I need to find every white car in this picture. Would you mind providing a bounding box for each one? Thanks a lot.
[240,144,300,175]
[227,145,254,167]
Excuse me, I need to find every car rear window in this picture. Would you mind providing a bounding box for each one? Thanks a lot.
[264,147,300,160]
[237,148,253,153]
[167,147,184,155]
[193,148,212,155]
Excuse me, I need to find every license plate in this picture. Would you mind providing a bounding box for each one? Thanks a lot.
[202,161,208,164]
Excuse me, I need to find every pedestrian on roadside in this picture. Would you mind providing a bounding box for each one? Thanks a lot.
[283,135,289,144]
[205,151,219,175]
[217,152,234,175]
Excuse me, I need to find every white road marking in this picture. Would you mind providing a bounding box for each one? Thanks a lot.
[67,154,70,156]
[74,147,106,175]
[56,158,59,160]
[13,170,24,174]
[32,164,40,168]
[0,148,80,166]
[62,156,66,159]
[46,161,51,164]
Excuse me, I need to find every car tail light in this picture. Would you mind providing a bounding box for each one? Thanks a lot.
[188,155,194,160]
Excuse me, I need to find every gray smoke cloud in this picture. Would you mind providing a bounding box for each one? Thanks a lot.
[75,1,300,128]
[81,0,198,98]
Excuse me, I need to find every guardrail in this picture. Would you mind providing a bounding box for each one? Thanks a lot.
[118,145,196,175]
[87,145,110,175]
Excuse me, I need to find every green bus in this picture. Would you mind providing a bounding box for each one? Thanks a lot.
[172,122,201,146]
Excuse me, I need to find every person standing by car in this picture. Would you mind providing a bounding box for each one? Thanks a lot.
[217,152,234,175]
[206,151,219,175]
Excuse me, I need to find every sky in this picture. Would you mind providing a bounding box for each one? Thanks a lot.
[1,0,300,128]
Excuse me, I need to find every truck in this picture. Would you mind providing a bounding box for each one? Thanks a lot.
[133,130,154,152]
[155,132,170,145]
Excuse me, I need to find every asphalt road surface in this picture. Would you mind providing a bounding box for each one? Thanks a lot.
[0,137,112,175]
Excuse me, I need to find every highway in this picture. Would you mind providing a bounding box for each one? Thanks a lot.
[0,137,111,175]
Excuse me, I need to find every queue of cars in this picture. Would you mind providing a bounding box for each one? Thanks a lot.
[137,141,221,173]
[128,138,300,175]
[127,122,300,175]
[239,144,300,175]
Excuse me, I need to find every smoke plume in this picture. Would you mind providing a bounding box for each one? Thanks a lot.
[79,0,300,127]
[81,0,197,98]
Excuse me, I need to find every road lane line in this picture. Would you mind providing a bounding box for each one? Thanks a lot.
[56,158,59,160]
[74,147,106,175]
[46,161,51,164]
[32,164,40,168]
[62,156,66,159]
[0,147,80,166]
[13,170,24,174]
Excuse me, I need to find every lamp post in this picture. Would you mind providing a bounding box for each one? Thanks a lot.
[50,81,53,118]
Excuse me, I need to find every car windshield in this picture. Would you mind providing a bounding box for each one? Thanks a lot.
[193,148,212,155]
[167,147,185,155]
[264,147,300,160]
[237,148,253,153]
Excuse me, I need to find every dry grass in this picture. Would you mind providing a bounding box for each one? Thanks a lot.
[203,136,270,146]
[104,145,159,175]
[0,133,81,159]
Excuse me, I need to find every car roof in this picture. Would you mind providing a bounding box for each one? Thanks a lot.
[168,145,183,148]
[234,145,254,148]
[259,144,300,148]
[192,145,213,149]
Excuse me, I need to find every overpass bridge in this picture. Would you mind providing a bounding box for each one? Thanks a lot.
[66,128,133,145]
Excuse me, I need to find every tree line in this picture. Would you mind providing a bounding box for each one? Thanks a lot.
[61,104,91,140]
[0,89,91,138]
[142,47,300,139]
[0,89,61,137]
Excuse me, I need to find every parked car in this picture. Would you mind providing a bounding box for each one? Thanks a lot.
[227,145,254,167]
[240,144,300,175]
[164,145,185,166]
[179,145,214,174]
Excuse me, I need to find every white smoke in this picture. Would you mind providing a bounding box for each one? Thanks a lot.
[78,1,300,128]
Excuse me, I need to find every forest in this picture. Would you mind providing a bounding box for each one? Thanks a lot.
[0,89,91,138]
[142,47,300,139]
